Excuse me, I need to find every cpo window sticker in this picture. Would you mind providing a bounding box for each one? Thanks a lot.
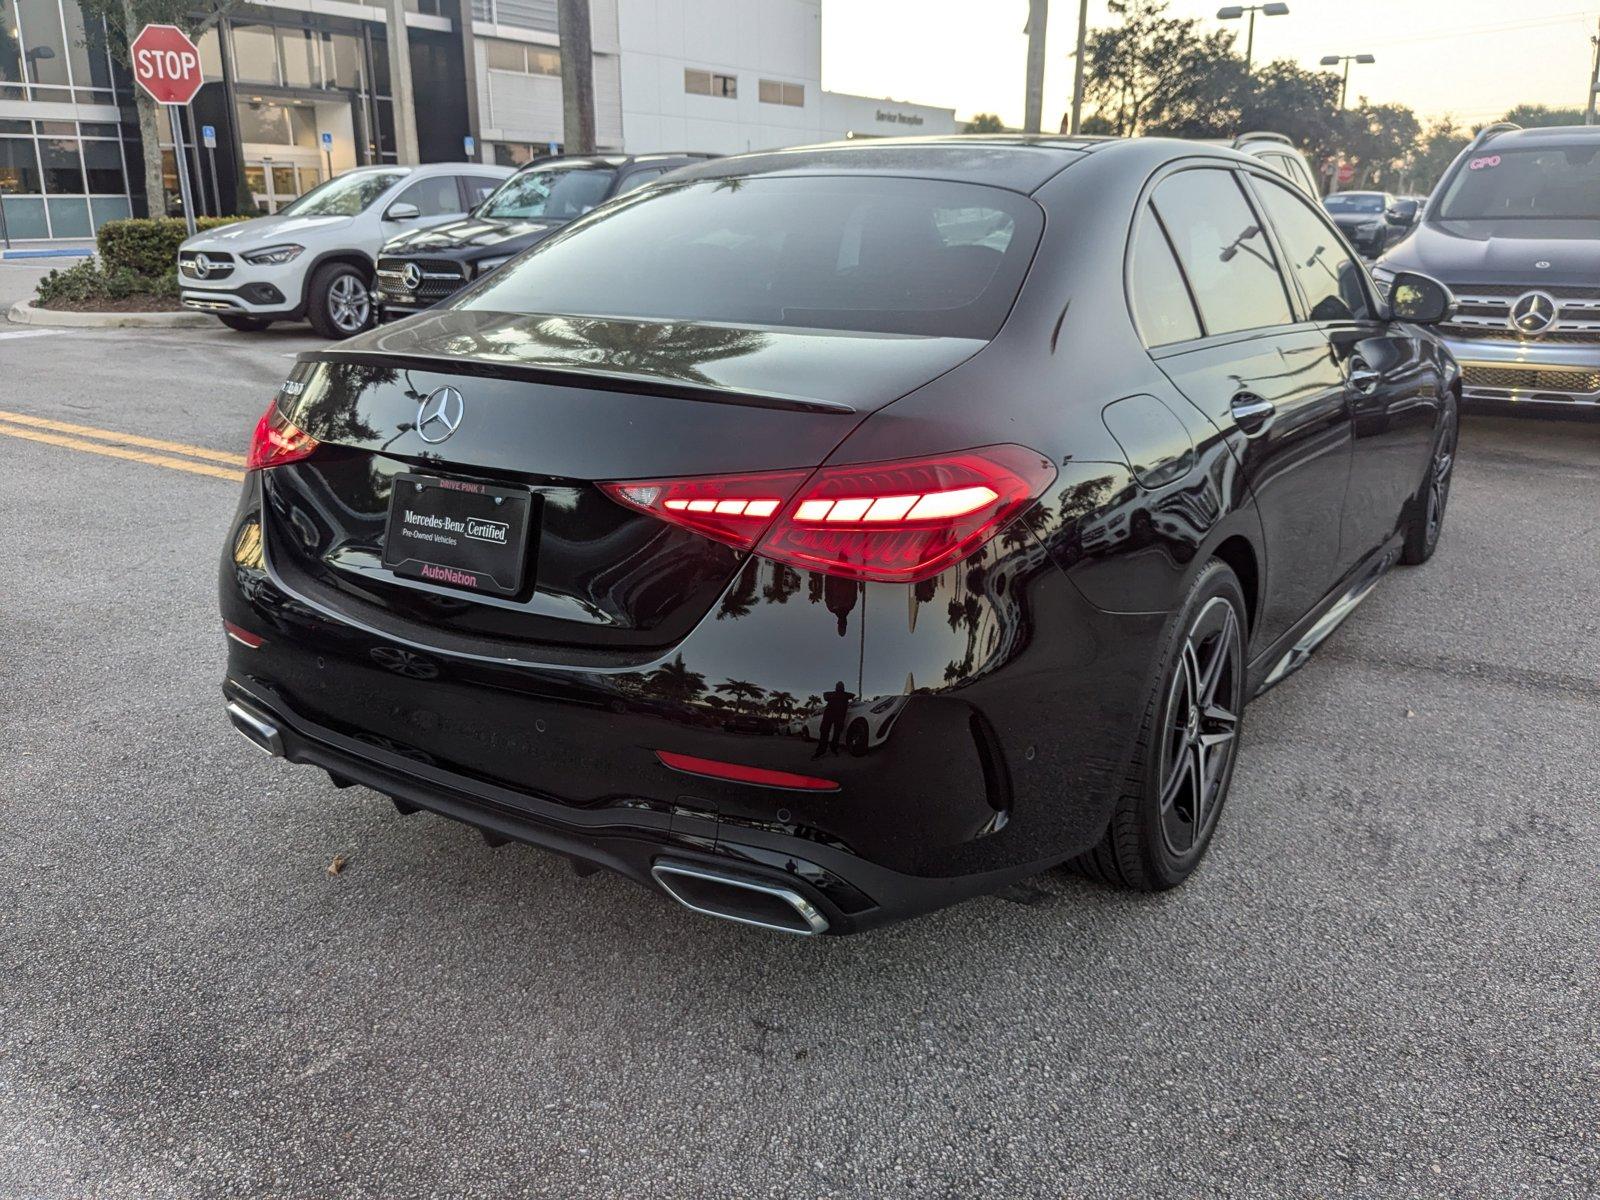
[1468,154,1501,170]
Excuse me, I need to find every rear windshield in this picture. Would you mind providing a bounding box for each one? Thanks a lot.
[1323,194,1385,214]
[459,176,1043,338]
[1436,145,1600,220]
[480,163,618,220]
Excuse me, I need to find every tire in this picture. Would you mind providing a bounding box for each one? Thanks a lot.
[306,262,373,339]
[1401,406,1457,566]
[845,719,870,757]
[1070,560,1248,891]
[218,315,270,332]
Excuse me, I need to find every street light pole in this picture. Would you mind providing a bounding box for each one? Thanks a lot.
[1587,16,1600,125]
[1216,3,1289,74]
[1024,0,1048,134]
[1069,0,1089,135]
[1320,53,1375,110]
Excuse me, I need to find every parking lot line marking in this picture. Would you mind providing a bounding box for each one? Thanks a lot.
[0,409,248,466]
[0,421,245,482]
[0,329,62,341]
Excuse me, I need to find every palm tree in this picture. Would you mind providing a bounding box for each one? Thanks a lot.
[715,679,767,713]
[647,655,708,703]
[767,691,797,720]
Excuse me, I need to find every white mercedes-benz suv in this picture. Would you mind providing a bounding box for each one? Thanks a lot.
[177,163,512,337]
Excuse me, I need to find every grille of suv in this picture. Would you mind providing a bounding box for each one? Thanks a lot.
[374,258,467,303]
[1460,364,1600,395]
[178,250,236,281]
[1441,283,1600,344]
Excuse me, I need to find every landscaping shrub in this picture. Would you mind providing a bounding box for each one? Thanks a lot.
[96,215,244,277]
[34,261,181,308]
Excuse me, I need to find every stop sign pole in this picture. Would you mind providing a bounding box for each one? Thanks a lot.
[131,24,205,236]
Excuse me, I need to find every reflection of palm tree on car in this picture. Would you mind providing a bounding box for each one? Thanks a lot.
[715,678,766,713]
[646,655,707,703]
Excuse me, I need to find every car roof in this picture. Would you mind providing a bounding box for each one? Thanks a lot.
[1483,124,1600,146]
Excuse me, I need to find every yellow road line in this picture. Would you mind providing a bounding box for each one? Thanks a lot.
[0,408,248,467]
[0,420,245,482]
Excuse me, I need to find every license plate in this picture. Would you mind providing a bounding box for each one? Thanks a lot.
[382,472,536,598]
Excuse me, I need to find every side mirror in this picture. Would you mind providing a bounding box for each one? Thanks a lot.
[1388,271,1455,325]
[1385,207,1404,223]
[385,202,420,222]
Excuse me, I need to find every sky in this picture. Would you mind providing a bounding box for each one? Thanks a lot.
[820,0,1600,129]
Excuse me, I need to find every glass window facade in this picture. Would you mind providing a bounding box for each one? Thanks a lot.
[0,119,132,240]
[1,0,117,103]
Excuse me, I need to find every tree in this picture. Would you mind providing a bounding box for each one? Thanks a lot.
[964,113,1006,134]
[1081,0,1243,137]
[1404,116,1468,195]
[1237,61,1342,169]
[1340,99,1422,190]
[79,0,245,217]
[1500,104,1585,129]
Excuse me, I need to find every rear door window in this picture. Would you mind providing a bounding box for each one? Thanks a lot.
[461,176,1045,338]
[465,175,505,206]
[613,168,664,196]
[1128,204,1202,346]
[1151,168,1295,336]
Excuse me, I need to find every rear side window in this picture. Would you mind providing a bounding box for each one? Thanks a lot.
[1128,205,1201,346]
[393,175,463,217]
[613,167,664,196]
[1251,176,1373,323]
[462,176,1045,338]
[1152,168,1293,336]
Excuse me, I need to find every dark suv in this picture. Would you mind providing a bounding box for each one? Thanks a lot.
[1374,122,1600,410]
[375,153,714,320]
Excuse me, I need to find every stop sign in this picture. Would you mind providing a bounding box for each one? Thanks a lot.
[131,24,203,105]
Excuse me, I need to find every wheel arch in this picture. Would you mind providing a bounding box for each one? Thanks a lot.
[1210,534,1260,637]
[298,249,377,310]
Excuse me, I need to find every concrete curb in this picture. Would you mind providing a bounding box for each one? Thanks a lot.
[2,247,94,260]
[7,299,213,329]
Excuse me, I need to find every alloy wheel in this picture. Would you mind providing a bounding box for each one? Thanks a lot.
[329,273,371,334]
[1425,421,1456,545]
[1157,596,1243,858]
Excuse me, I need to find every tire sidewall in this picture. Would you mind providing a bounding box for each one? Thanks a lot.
[1136,562,1248,887]
[309,263,372,339]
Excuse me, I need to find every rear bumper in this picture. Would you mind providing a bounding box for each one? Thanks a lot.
[222,680,1035,934]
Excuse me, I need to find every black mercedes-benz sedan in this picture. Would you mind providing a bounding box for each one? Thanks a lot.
[373,153,714,321]
[222,135,1460,935]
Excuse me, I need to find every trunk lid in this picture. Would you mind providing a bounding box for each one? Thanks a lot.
[262,311,983,655]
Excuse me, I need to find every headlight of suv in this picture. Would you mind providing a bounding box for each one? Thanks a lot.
[241,244,305,266]
[474,255,512,278]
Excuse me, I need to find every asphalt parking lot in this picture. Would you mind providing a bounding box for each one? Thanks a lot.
[2,264,1597,1199]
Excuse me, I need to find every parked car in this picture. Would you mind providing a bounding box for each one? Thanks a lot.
[221,135,1459,935]
[177,163,512,337]
[1225,131,1320,196]
[1322,190,1401,257]
[1374,122,1600,411]
[374,153,716,321]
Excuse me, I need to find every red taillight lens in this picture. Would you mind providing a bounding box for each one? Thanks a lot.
[767,445,1056,582]
[599,467,811,550]
[603,446,1055,583]
[246,402,319,471]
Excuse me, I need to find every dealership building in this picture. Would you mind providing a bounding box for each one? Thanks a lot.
[0,0,955,239]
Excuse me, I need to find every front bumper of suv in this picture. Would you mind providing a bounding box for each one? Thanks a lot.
[179,251,303,319]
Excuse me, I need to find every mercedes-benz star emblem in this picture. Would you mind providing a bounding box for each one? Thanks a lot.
[402,261,423,291]
[193,253,212,278]
[415,387,465,444]
[1508,290,1558,337]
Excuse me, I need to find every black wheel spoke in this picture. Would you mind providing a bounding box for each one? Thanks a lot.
[1158,593,1244,860]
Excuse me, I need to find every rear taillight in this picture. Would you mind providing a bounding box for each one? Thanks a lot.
[599,468,811,550]
[602,445,1055,583]
[246,402,319,471]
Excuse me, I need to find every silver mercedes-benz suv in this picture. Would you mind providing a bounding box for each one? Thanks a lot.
[1373,123,1600,411]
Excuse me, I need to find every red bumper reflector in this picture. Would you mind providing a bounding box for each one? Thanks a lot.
[224,621,264,648]
[654,750,839,792]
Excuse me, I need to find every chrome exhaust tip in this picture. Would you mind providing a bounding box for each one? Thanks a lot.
[226,700,283,757]
[651,860,829,936]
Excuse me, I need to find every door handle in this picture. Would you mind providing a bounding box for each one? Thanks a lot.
[1347,360,1381,394]
[1229,392,1275,433]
